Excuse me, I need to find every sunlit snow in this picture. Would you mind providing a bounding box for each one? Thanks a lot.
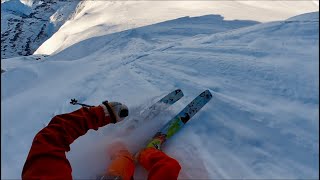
[1,1,319,179]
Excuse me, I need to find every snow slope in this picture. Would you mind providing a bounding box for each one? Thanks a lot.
[2,11,319,179]
[34,1,318,56]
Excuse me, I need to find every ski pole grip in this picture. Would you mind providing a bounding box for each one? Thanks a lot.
[119,108,129,118]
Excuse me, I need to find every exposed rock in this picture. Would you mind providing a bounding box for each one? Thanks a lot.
[1,0,80,59]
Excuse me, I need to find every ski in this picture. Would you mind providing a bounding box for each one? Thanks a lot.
[142,89,184,119]
[146,90,213,149]
[125,89,184,131]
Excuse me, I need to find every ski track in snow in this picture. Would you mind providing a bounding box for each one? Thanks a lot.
[2,12,319,179]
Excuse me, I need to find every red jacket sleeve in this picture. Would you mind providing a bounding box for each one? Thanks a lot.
[22,106,110,180]
[138,148,181,180]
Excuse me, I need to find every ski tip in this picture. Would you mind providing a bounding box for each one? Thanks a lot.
[204,89,213,99]
[175,89,184,96]
[175,89,182,93]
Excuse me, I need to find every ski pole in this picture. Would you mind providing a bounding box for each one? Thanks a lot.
[70,99,94,108]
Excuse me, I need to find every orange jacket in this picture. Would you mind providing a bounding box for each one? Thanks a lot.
[22,106,181,180]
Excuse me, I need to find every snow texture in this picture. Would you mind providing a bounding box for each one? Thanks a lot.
[1,4,319,180]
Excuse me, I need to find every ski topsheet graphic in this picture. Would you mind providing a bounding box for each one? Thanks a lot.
[141,89,184,120]
[125,89,184,132]
[146,90,213,149]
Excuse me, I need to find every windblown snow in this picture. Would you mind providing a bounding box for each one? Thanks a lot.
[1,1,319,179]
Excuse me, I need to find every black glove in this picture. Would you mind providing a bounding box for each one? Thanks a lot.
[100,101,129,123]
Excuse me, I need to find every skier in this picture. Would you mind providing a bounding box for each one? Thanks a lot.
[22,101,181,180]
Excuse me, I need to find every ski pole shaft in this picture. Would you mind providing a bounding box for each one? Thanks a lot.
[70,99,94,107]
[75,102,94,108]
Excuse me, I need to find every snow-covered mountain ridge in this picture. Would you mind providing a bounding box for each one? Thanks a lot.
[35,1,318,56]
[1,0,318,59]
[1,0,80,59]
[2,10,318,179]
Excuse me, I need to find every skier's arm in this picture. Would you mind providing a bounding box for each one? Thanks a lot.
[22,106,111,180]
[138,148,181,180]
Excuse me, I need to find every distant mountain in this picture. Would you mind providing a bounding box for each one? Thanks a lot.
[1,0,80,59]
[33,1,318,56]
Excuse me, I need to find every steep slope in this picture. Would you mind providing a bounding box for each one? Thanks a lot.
[34,1,318,55]
[46,15,259,62]
[1,12,319,179]
[1,0,80,59]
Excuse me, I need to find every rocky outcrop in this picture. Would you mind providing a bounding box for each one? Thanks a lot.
[1,0,80,59]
